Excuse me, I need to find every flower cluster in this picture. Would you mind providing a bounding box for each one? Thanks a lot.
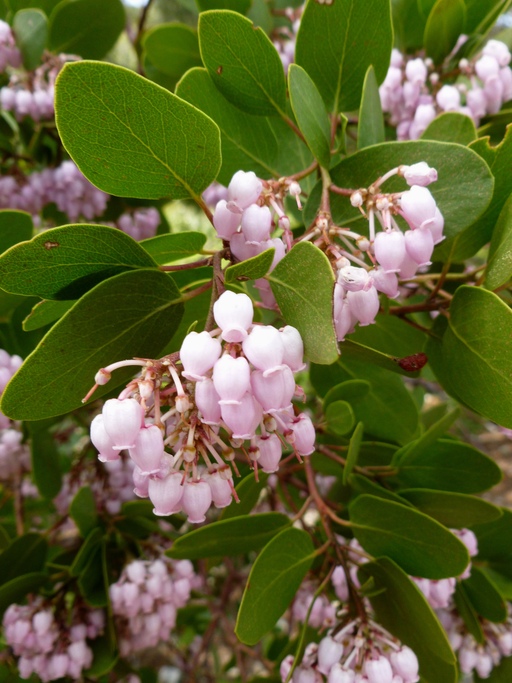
[213,170,300,308]
[89,290,314,523]
[281,609,420,683]
[327,162,443,340]
[380,39,512,139]
[110,558,199,656]
[439,606,512,679]
[3,598,104,681]
[0,160,108,222]
[273,8,302,74]
[0,20,21,73]
[292,585,337,630]
[115,207,161,241]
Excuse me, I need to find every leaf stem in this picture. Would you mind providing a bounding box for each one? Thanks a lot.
[159,257,213,272]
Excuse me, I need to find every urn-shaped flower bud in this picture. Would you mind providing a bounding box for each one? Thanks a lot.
[402,162,438,187]
[337,265,371,291]
[347,286,380,326]
[213,199,241,240]
[476,54,500,80]
[254,434,282,473]
[229,233,262,262]
[317,636,345,675]
[327,664,355,682]
[213,354,251,405]
[181,479,212,523]
[483,39,511,67]
[206,469,233,508]
[241,204,272,243]
[334,285,356,342]
[405,58,427,84]
[404,227,434,265]
[365,655,394,683]
[148,472,184,516]
[288,413,315,455]
[374,230,407,273]
[133,466,149,497]
[436,85,461,111]
[194,378,222,424]
[243,325,285,375]
[227,170,262,210]
[102,398,144,450]
[251,366,295,412]
[399,186,437,230]
[280,325,306,371]
[390,647,420,683]
[129,424,164,475]
[371,268,399,298]
[180,330,222,381]
[221,392,263,439]
[90,414,120,462]
[467,87,487,119]
[423,207,444,245]
[484,74,504,114]
[213,290,254,342]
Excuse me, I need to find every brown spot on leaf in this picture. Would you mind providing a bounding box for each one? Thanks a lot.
[44,241,60,250]
[216,65,223,75]
[394,353,428,372]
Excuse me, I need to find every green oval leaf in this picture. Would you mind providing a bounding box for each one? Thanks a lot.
[462,566,508,623]
[421,112,477,146]
[359,558,458,683]
[438,286,512,427]
[225,248,275,284]
[0,224,157,300]
[424,0,466,64]
[343,421,364,485]
[29,424,62,499]
[268,242,338,365]
[0,533,47,586]
[392,439,502,494]
[486,191,512,290]
[48,0,125,59]
[198,10,287,117]
[1,269,184,420]
[398,490,502,527]
[323,380,371,409]
[142,23,202,87]
[13,9,47,70]
[295,0,392,113]
[350,494,469,578]
[288,64,331,168]
[358,65,385,150]
[167,512,290,559]
[235,527,315,645]
[454,582,485,645]
[55,61,221,201]
[325,400,355,436]
[23,299,75,331]
[141,231,207,266]
[70,486,98,538]
[70,528,103,577]
[0,210,33,254]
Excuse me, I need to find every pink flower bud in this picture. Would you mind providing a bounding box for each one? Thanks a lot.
[32,610,53,635]
[436,85,461,111]
[402,162,437,187]
[347,286,380,326]
[501,66,512,101]
[126,560,147,585]
[484,74,504,114]
[243,325,285,375]
[148,472,184,516]
[280,325,306,371]
[213,354,251,405]
[251,366,295,413]
[317,636,345,675]
[229,233,262,262]
[227,170,262,210]
[129,424,164,474]
[206,469,233,508]
[365,655,394,683]
[483,39,511,67]
[455,528,478,556]
[337,265,371,292]
[467,87,487,119]
[213,199,241,240]
[221,392,262,438]
[399,186,437,229]
[328,664,355,682]
[370,268,399,298]
[213,290,254,342]
[133,466,149,497]
[288,413,315,455]
[241,204,272,243]
[374,230,406,273]
[404,227,434,265]
[405,58,427,84]
[90,414,120,462]
[390,646,419,682]
[254,434,282,473]
[180,330,222,381]
[476,54,500,81]
[412,103,436,132]
[181,479,212,523]
[102,398,144,450]
[194,378,222,424]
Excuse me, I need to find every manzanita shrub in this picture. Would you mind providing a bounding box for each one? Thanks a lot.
[0,0,511,681]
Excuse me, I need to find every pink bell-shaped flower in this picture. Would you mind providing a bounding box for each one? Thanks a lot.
[365,656,394,683]
[337,265,371,291]
[402,162,437,187]
[280,325,305,371]
[213,199,241,240]
[90,414,120,462]
[405,58,427,84]
[484,74,504,114]
[206,468,233,508]
[194,378,222,424]
[251,366,295,412]
[227,170,262,210]
[241,204,272,243]
[221,392,263,438]
[346,286,380,326]
[333,284,356,341]
[404,227,434,265]
[467,87,487,119]
[129,424,164,475]
[398,251,420,280]
[229,233,262,262]
[148,471,184,516]
[399,185,437,230]
[102,398,144,450]
[132,466,149,497]
[242,325,285,375]
[327,664,355,682]
[424,207,444,245]
[370,268,399,298]
[483,39,511,67]
[390,647,420,683]
[181,479,212,523]
[180,331,222,381]
[436,84,461,111]
[374,230,406,273]
[288,413,315,455]
[213,290,254,342]
[317,636,345,675]
[254,434,282,473]
[476,54,500,80]
[213,354,251,405]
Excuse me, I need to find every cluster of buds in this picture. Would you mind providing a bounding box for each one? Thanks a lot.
[281,610,420,683]
[0,160,108,222]
[438,606,512,679]
[323,162,443,340]
[292,585,337,630]
[89,290,314,523]
[110,558,199,656]
[380,39,512,139]
[0,349,22,427]
[0,53,78,122]
[213,170,300,308]
[3,598,104,681]
[115,207,161,241]
[0,20,21,73]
